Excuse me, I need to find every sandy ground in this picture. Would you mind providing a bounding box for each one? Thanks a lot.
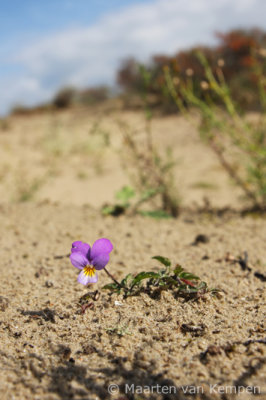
[0,204,265,400]
[0,106,244,208]
[0,107,265,400]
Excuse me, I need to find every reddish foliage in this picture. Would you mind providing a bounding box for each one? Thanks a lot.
[117,28,266,111]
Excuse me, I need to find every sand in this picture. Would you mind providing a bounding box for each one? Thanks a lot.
[0,106,244,208]
[0,107,265,400]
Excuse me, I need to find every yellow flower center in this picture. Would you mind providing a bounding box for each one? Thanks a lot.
[83,265,96,277]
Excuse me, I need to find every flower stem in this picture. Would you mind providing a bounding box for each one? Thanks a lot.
[103,267,127,291]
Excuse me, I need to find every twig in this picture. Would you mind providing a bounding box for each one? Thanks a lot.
[210,141,260,207]
[237,251,251,272]
[54,253,70,259]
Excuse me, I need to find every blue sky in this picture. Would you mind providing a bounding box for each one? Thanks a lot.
[1,0,265,115]
[0,0,149,76]
[0,0,151,46]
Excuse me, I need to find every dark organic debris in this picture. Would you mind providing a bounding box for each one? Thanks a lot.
[45,280,54,288]
[225,251,250,271]
[181,323,206,336]
[34,266,49,278]
[102,204,126,217]
[20,307,56,323]
[81,302,94,314]
[237,251,251,272]
[225,251,266,281]
[192,234,210,245]
[79,290,100,304]
[53,253,70,259]
[55,345,72,361]
[78,290,100,314]
[254,271,266,282]
[243,338,266,346]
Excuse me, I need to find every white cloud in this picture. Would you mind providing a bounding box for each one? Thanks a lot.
[1,0,265,114]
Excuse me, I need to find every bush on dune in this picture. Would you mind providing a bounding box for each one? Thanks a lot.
[117,28,266,112]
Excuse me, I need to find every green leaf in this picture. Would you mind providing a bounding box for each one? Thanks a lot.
[152,256,171,267]
[173,265,184,276]
[101,205,116,216]
[158,268,168,276]
[139,210,172,219]
[179,271,200,280]
[160,276,181,286]
[115,186,135,204]
[140,188,160,201]
[131,271,160,287]
[101,204,126,216]
[195,281,207,290]
[102,283,120,291]
[120,274,133,287]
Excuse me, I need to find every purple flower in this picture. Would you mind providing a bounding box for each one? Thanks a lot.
[70,238,113,285]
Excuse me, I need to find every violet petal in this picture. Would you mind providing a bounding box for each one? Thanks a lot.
[90,238,113,261]
[92,253,109,270]
[70,252,88,269]
[77,270,98,285]
[71,241,90,258]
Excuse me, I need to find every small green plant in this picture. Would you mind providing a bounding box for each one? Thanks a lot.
[115,64,180,218]
[165,51,266,210]
[15,174,46,202]
[117,119,179,217]
[191,181,218,190]
[106,324,132,337]
[101,185,172,218]
[102,255,216,299]
[101,186,135,216]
